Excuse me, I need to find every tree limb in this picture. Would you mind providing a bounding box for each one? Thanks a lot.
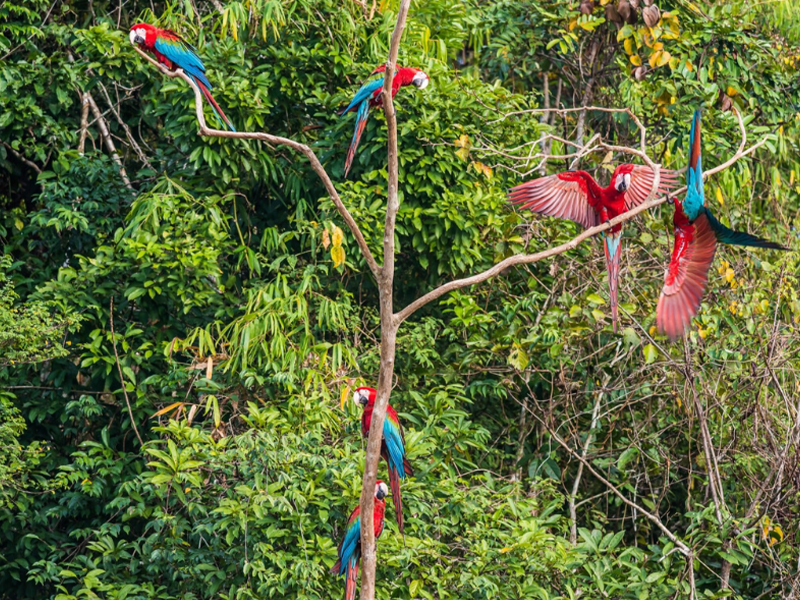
[132,46,381,280]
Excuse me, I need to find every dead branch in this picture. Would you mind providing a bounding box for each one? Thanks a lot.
[1,140,42,174]
[86,91,132,189]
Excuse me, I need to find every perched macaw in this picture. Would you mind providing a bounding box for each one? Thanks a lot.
[657,110,788,340]
[340,65,429,176]
[508,164,679,332]
[129,23,236,132]
[331,481,388,600]
[346,386,413,535]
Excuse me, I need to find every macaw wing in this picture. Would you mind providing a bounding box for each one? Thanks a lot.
[341,77,384,115]
[382,409,407,479]
[656,212,717,340]
[507,172,600,229]
[682,110,705,220]
[336,507,362,575]
[624,165,681,210]
[154,35,211,89]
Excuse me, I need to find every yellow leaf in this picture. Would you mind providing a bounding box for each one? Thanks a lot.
[600,0,612,5]
[472,161,493,179]
[340,386,351,410]
[686,60,694,71]
[456,147,470,161]
[332,225,344,247]
[630,55,642,66]
[715,186,725,206]
[454,134,471,149]
[725,268,735,283]
[656,50,671,67]
[322,228,331,250]
[649,50,662,68]
[152,401,186,418]
[331,245,346,268]
[569,17,578,32]
[668,57,679,71]
[726,86,738,97]
[624,38,634,55]
[500,547,511,553]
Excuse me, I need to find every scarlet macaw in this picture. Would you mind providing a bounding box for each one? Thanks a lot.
[340,65,429,176]
[508,163,679,332]
[657,110,788,339]
[129,23,236,132]
[346,386,413,535]
[331,480,388,600]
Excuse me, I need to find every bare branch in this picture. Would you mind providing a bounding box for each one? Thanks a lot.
[86,91,133,189]
[133,46,381,280]
[1,140,42,174]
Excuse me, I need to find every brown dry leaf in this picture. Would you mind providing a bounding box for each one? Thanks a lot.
[206,356,213,380]
[322,228,331,250]
[152,401,185,418]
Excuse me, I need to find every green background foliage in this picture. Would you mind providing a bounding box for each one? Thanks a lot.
[1,0,799,598]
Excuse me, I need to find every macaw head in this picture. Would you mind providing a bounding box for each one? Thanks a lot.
[410,69,430,90]
[375,480,389,500]
[129,23,156,47]
[613,164,633,193]
[351,386,377,408]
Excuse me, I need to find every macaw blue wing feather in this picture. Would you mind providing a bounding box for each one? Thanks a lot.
[337,514,362,575]
[341,77,384,115]
[383,416,407,479]
[154,36,212,90]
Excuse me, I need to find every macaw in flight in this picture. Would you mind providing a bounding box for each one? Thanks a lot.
[340,65,429,176]
[508,163,679,332]
[345,386,413,535]
[657,110,788,340]
[129,23,236,132]
[331,480,388,600]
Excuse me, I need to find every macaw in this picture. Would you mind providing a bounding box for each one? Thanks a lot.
[331,480,388,600]
[508,164,679,332]
[345,386,413,535]
[657,110,788,340]
[340,65,429,176]
[129,23,236,132]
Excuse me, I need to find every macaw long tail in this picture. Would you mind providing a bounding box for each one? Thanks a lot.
[704,208,789,250]
[344,553,359,600]
[344,100,370,177]
[387,461,405,536]
[603,230,622,333]
[192,76,236,133]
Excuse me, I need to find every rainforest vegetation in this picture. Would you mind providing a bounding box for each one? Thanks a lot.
[1,0,800,598]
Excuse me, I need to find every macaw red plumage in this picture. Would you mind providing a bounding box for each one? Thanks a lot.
[331,481,388,600]
[129,23,236,132]
[349,386,413,535]
[657,110,788,340]
[340,65,429,176]
[508,164,679,332]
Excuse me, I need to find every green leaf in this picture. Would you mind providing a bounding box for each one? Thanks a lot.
[643,343,658,364]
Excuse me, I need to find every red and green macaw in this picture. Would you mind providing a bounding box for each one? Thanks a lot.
[331,481,388,600]
[129,23,236,132]
[340,65,429,176]
[346,386,413,535]
[657,110,788,339]
[508,164,679,332]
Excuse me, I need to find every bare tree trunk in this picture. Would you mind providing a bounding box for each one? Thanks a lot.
[537,74,551,176]
[358,2,411,599]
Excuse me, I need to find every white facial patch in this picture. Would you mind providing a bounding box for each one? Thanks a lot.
[377,482,389,497]
[129,28,146,45]
[412,72,429,90]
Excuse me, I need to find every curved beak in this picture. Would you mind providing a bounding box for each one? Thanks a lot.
[412,71,429,90]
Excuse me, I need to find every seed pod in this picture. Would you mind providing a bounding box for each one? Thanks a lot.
[720,93,733,112]
[634,66,647,81]
[618,0,638,23]
[643,0,653,6]
[580,0,595,15]
[630,0,640,9]
[643,4,661,27]
[605,2,622,24]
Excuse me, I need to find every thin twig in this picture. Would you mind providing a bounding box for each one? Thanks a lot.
[110,297,144,445]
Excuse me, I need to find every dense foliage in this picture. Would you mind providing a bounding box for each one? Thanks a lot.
[1,0,799,599]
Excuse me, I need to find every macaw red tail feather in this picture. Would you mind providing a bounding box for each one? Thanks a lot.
[194,78,236,132]
[344,554,359,600]
[344,100,370,177]
[387,460,405,535]
[657,213,717,340]
[603,231,622,333]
